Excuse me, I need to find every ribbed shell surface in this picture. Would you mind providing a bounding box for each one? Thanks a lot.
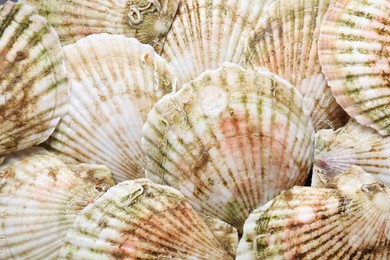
[0,1,69,156]
[319,0,390,135]
[237,166,390,259]
[161,0,276,85]
[245,0,349,130]
[0,147,114,259]
[47,34,176,182]
[20,0,181,50]
[59,179,232,259]
[142,63,315,232]
[314,119,390,187]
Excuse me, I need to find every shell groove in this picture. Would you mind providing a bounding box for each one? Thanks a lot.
[245,0,349,130]
[20,0,181,50]
[59,179,233,259]
[47,34,176,182]
[237,166,390,259]
[142,63,315,232]
[314,119,390,187]
[161,0,275,85]
[0,1,69,156]
[0,147,114,259]
[319,0,390,135]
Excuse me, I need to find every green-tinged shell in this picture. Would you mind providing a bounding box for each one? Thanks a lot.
[46,34,176,182]
[319,0,390,135]
[20,0,181,51]
[245,0,349,130]
[161,0,275,85]
[237,166,390,259]
[314,118,390,187]
[142,63,315,232]
[0,147,114,259]
[198,213,238,257]
[0,1,69,156]
[59,179,233,259]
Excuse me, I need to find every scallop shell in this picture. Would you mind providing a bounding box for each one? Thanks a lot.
[237,166,390,259]
[244,0,349,130]
[47,34,176,182]
[161,0,275,85]
[142,62,315,232]
[59,179,233,259]
[319,0,390,135]
[0,147,114,259]
[314,118,390,187]
[0,1,69,156]
[20,0,181,50]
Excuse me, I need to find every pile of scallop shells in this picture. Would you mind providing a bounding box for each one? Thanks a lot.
[0,0,389,258]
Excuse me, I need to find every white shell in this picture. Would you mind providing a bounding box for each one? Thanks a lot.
[0,1,69,156]
[161,0,275,85]
[59,179,233,259]
[0,147,114,259]
[244,0,349,130]
[20,0,181,50]
[314,118,390,187]
[319,0,390,135]
[142,63,315,232]
[237,166,390,259]
[47,34,176,182]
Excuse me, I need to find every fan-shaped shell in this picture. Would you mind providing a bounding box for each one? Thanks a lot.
[47,34,176,182]
[314,118,390,187]
[0,147,114,259]
[0,1,69,156]
[161,0,275,85]
[245,0,349,130]
[237,166,390,259]
[59,179,233,259]
[142,62,315,232]
[20,0,181,50]
[319,0,390,135]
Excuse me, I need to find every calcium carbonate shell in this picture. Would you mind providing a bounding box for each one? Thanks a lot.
[0,147,114,259]
[142,62,315,232]
[47,34,176,182]
[319,0,390,135]
[237,166,390,259]
[0,1,69,156]
[314,118,390,187]
[161,0,275,85]
[59,179,233,259]
[245,0,349,130]
[20,0,181,51]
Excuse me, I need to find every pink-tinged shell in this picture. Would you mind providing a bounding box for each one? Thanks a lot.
[161,0,276,85]
[314,118,390,187]
[59,179,233,259]
[319,0,390,135]
[0,147,114,259]
[142,63,315,233]
[46,34,176,182]
[0,1,69,156]
[245,0,349,130]
[237,166,390,259]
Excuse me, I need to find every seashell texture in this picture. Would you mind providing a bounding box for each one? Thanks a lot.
[314,118,390,187]
[59,179,233,259]
[161,0,276,85]
[20,0,181,50]
[0,147,114,259]
[245,0,349,130]
[142,62,315,232]
[47,34,176,182]
[319,0,390,135]
[237,166,390,259]
[0,1,69,156]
